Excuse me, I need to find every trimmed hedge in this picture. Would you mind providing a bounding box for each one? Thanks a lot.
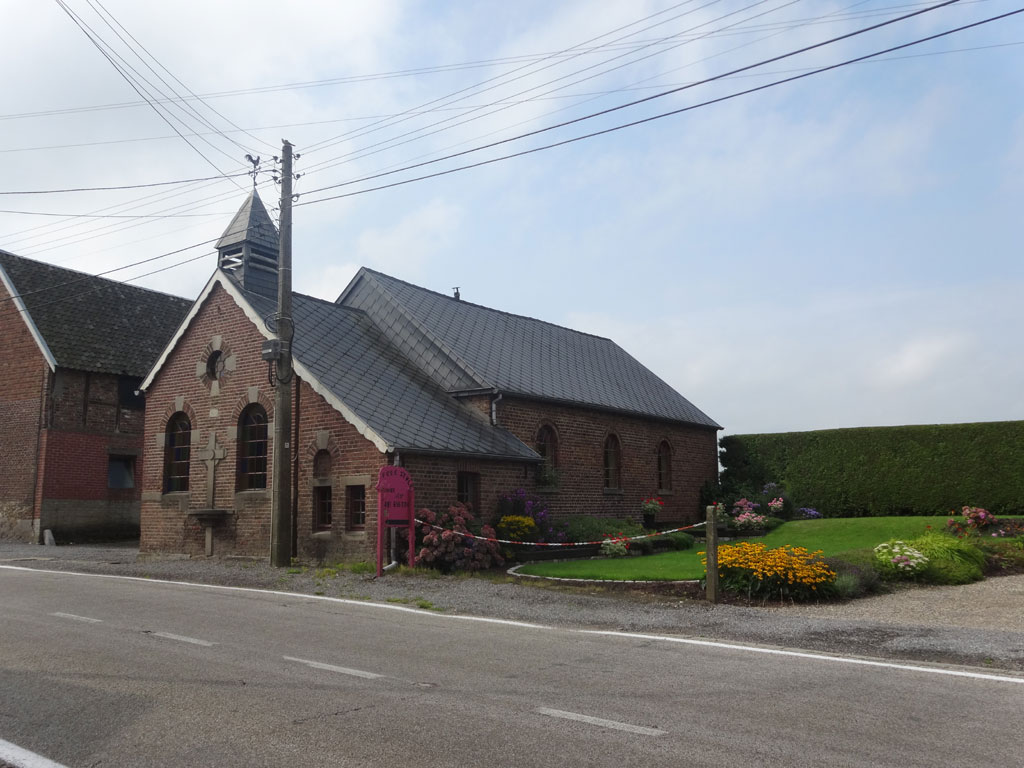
[720,421,1024,517]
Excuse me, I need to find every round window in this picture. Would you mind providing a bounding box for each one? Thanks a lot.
[206,349,225,380]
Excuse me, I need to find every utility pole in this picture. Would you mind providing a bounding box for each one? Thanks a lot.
[270,140,294,567]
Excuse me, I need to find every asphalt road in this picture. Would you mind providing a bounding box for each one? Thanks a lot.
[2,567,1022,768]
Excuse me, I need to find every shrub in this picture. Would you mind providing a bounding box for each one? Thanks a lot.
[600,534,630,557]
[732,511,767,531]
[824,549,885,598]
[719,422,1024,517]
[830,572,864,600]
[873,541,928,578]
[495,489,566,542]
[959,506,997,530]
[496,515,537,543]
[907,532,985,585]
[703,541,836,602]
[630,537,654,555]
[415,504,503,572]
[664,531,695,550]
[909,532,985,568]
[731,497,761,515]
[564,516,644,543]
[976,536,1024,573]
[922,557,984,585]
[763,516,785,531]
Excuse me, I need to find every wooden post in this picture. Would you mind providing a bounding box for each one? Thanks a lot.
[705,504,719,604]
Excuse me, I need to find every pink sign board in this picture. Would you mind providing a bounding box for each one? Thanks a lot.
[376,466,416,576]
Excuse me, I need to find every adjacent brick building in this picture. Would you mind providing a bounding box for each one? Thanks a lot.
[139,192,720,562]
[0,249,191,541]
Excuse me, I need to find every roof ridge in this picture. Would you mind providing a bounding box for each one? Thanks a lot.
[0,248,192,304]
[360,267,613,342]
[361,270,492,391]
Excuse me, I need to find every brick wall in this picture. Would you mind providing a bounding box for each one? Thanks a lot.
[496,396,718,525]
[294,379,388,563]
[141,282,388,562]
[0,282,48,539]
[400,453,531,525]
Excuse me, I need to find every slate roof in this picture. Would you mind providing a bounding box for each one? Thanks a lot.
[343,269,721,429]
[0,249,192,377]
[241,286,537,459]
[215,191,279,253]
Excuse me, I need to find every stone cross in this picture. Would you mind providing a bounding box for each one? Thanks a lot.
[196,432,227,508]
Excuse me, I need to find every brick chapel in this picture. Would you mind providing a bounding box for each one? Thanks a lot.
[138,192,720,561]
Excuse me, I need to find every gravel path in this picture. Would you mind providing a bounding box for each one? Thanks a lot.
[3,541,1023,674]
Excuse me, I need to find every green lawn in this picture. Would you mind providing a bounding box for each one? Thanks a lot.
[515,516,1016,582]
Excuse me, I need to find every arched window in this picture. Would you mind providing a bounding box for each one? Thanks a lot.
[657,441,672,492]
[603,434,622,490]
[237,404,268,490]
[164,412,191,493]
[536,424,559,486]
[312,449,332,531]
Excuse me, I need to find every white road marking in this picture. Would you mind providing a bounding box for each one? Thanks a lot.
[50,612,101,623]
[153,631,216,647]
[537,707,666,736]
[283,656,382,679]
[5,565,1024,686]
[579,630,1024,685]
[0,737,71,768]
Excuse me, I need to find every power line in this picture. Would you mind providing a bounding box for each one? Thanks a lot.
[298,5,1023,208]
[4,1,714,251]
[300,0,965,198]
[302,0,767,158]
[5,38,1018,158]
[4,250,210,318]
[299,0,800,180]
[0,0,989,260]
[85,0,277,155]
[0,172,250,196]
[54,0,247,189]
[0,209,232,219]
[1,236,218,306]
[0,0,985,123]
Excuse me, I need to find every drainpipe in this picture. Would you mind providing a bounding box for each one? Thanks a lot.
[291,378,301,558]
[490,392,502,426]
[382,450,401,572]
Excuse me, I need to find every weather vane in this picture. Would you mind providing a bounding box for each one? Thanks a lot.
[245,154,260,190]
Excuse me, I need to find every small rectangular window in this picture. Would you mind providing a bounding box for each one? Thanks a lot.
[457,471,480,512]
[347,485,366,530]
[108,456,135,489]
[313,486,333,531]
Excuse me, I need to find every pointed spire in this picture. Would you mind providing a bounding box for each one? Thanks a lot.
[216,190,279,253]
[217,191,280,299]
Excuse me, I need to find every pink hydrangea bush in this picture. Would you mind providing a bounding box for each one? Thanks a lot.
[415,504,503,572]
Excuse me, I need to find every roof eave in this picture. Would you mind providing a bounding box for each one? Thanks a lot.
[0,258,57,372]
[142,272,393,455]
[395,446,542,462]
[498,390,722,430]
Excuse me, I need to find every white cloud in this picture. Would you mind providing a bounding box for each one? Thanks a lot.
[352,198,463,281]
[869,334,970,389]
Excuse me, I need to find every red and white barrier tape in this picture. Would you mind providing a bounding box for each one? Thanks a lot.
[412,520,706,547]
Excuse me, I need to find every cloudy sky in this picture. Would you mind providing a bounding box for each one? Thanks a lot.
[2,0,1021,435]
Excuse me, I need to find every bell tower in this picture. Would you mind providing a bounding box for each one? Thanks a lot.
[216,190,280,299]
